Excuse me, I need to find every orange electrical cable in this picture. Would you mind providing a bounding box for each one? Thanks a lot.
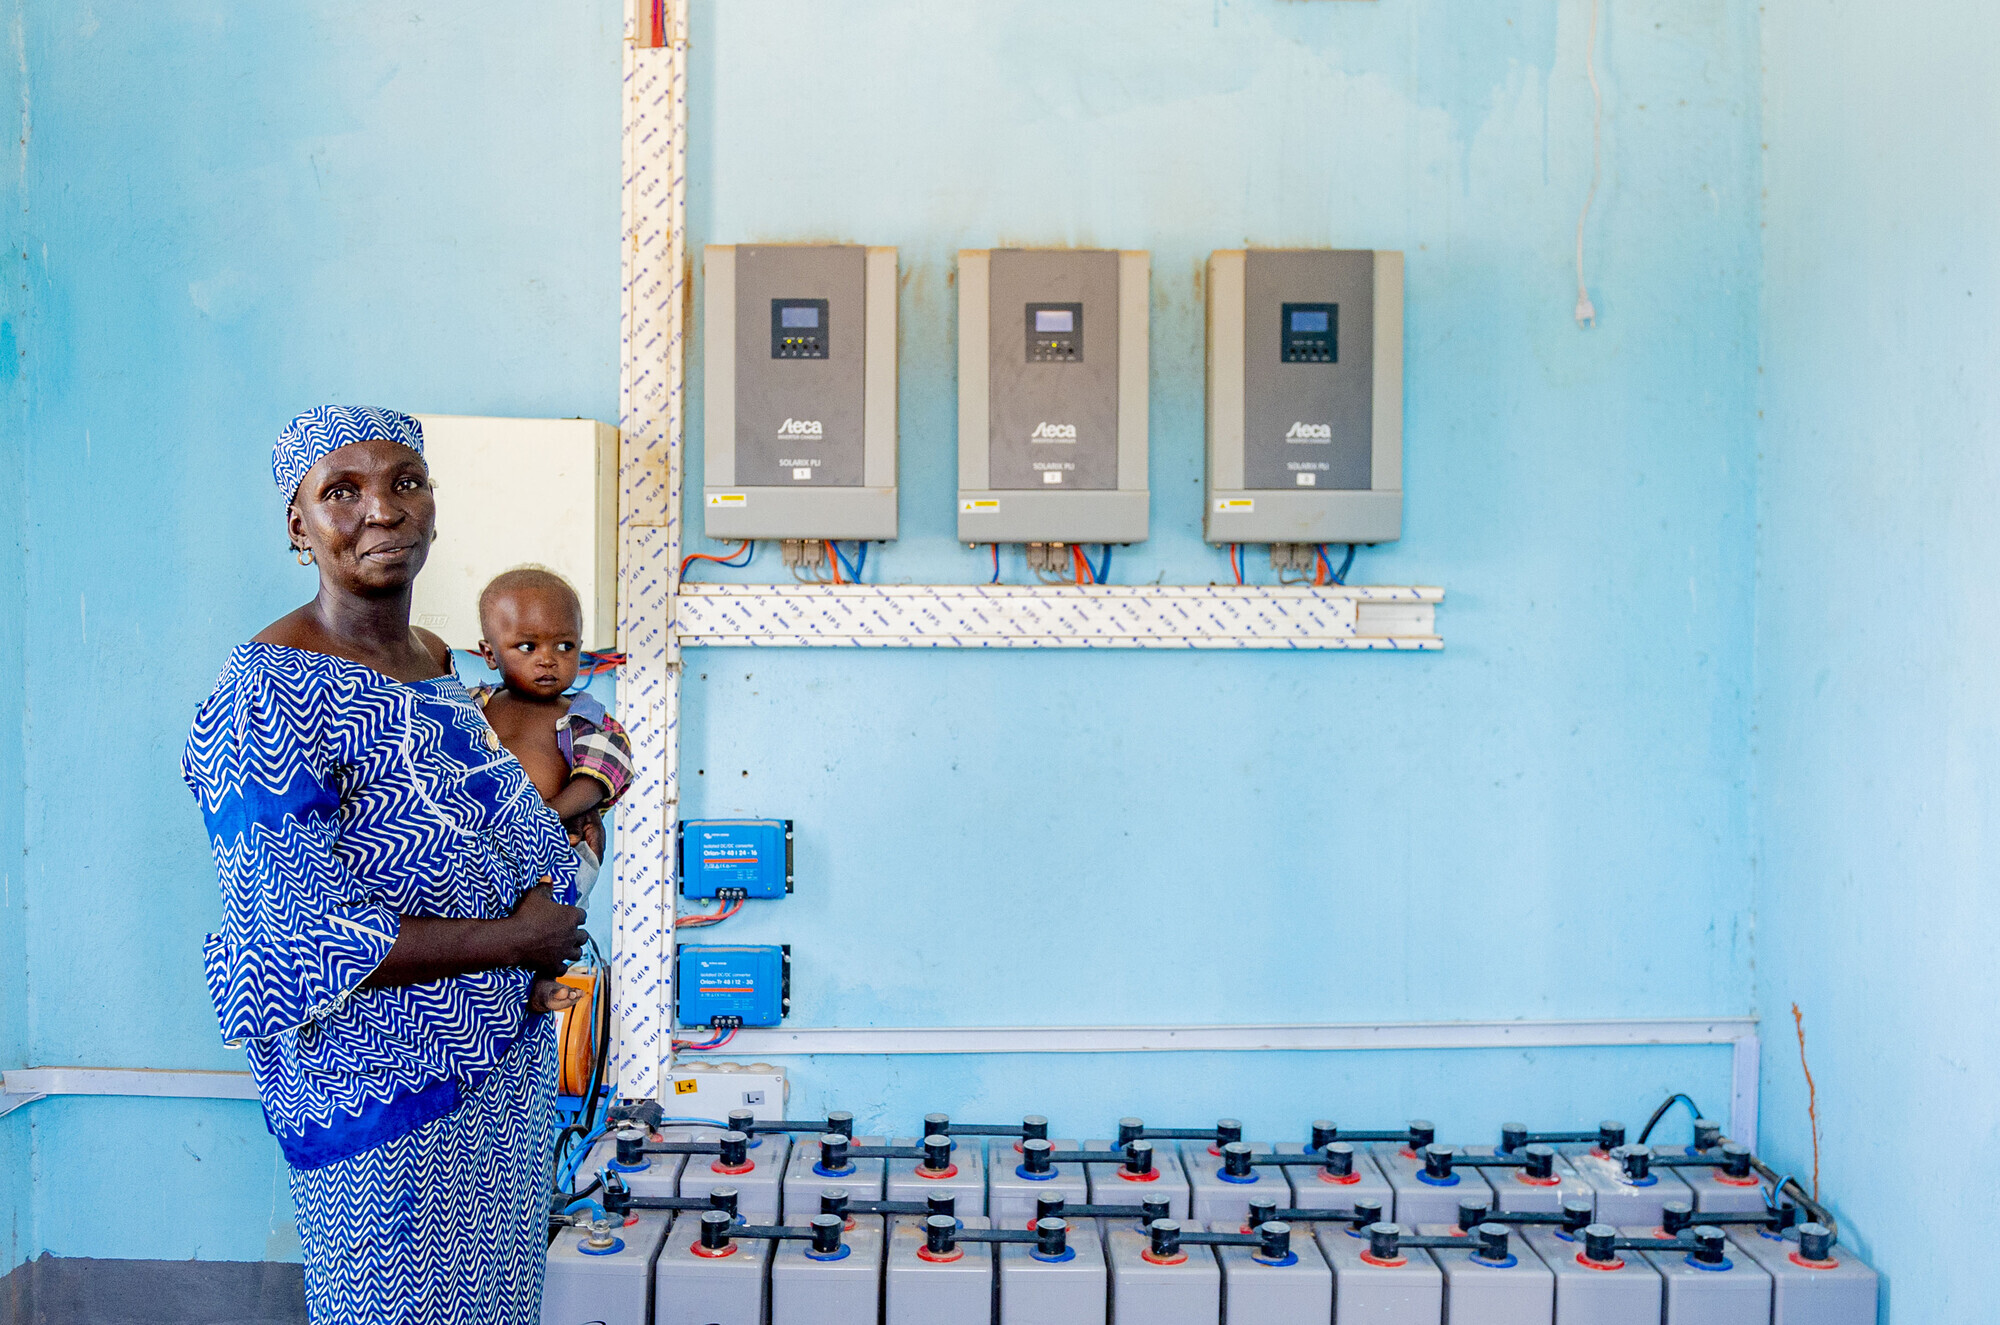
[826,540,841,584]
[680,542,753,579]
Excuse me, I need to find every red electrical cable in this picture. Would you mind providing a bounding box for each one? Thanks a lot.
[676,898,744,929]
[826,540,842,585]
[1230,544,1244,587]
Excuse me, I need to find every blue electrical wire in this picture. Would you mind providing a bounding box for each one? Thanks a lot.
[1331,544,1356,585]
[832,541,866,584]
[1090,545,1112,585]
[989,544,1002,584]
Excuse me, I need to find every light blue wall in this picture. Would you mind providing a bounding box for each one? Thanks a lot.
[677,0,1759,1132]
[4,0,1773,1268]
[1756,1,2000,1316]
[5,0,622,1261]
[4,0,35,1271]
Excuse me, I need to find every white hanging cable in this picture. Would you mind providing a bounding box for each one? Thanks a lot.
[1574,0,1603,327]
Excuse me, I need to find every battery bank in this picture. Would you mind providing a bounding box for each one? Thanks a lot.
[581,1128,687,1200]
[678,819,793,899]
[674,944,790,1028]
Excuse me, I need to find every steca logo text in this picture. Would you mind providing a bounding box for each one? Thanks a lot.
[1030,422,1078,440]
[776,418,824,437]
[1285,422,1333,441]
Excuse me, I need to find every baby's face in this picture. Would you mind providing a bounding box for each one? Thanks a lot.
[479,589,582,699]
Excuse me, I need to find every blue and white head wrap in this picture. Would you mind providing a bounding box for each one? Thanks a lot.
[272,406,425,505]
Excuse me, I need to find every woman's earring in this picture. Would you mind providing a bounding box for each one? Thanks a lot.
[295,547,314,566]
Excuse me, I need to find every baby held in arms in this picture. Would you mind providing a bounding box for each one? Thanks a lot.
[472,567,634,1013]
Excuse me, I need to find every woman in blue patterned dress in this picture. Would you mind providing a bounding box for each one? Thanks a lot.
[183,406,592,1324]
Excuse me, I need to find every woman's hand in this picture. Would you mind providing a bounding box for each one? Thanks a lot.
[528,976,585,1015]
[504,882,588,972]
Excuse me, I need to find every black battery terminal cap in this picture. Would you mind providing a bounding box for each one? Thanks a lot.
[1221,1142,1256,1178]
[1523,1143,1557,1181]
[1408,1120,1437,1151]
[1124,1139,1156,1176]
[1020,1138,1054,1174]
[1500,1122,1529,1154]
[1323,1142,1356,1178]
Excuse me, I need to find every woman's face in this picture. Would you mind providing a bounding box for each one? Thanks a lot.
[288,437,436,596]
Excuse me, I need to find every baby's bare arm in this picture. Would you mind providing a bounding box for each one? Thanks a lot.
[549,775,608,823]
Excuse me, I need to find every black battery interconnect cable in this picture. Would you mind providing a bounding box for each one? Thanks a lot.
[1632,1090,1837,1239]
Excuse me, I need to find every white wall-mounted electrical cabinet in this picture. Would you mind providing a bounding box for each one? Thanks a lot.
[409,414,619,651]
[703,244,898,541]
[1206,249,1403,545]
[957,248,1149,545]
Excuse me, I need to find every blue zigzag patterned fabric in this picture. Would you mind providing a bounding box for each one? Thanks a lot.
[292,1020,556,1320]
[272,404,425,504]
[182,643,580,1170]
[292,1018,556,1325]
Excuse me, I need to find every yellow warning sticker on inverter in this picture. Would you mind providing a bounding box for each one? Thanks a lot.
[708,493,747,507]
[1215,498,1254,512]
[674,1077,700,1095]
[961,499,1000,513]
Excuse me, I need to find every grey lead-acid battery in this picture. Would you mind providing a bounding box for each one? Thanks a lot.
[675,1128,787,1225]
[1624,1224,1773,1325]
[1424,1224,1555,1325]
[780,1133,887,1218]
[702,244,898,541]
[886,1133,989,1216]
[1205,248,1403,546]
[582,1129,687,1200]
[997,1219,1108,1325]
[1523,1226,1663,1325]
[768,1217,886,1325]
[542,1212,670,1325]
[1104,1223,1220,1325]
[1084,1137,1191,1222]
[652,1212,773,1325]
[1729,1224,1878,1325]
[1210,1220,1333,1325]
[885,1214,993,1325]
[1464,1144,1598,1215]
[988,1137,1089,1229]
[1370,1141,1498,1228]
[1565,1145,1695,1225]
[957,248,1150,544]
[1316,1221,1443,1325]
[1277,1141,1397,1221]
[1180,1139,1278,1226]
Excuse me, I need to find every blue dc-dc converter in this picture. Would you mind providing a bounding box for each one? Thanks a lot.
[677,819,793,899]
[675,944,791,1029]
